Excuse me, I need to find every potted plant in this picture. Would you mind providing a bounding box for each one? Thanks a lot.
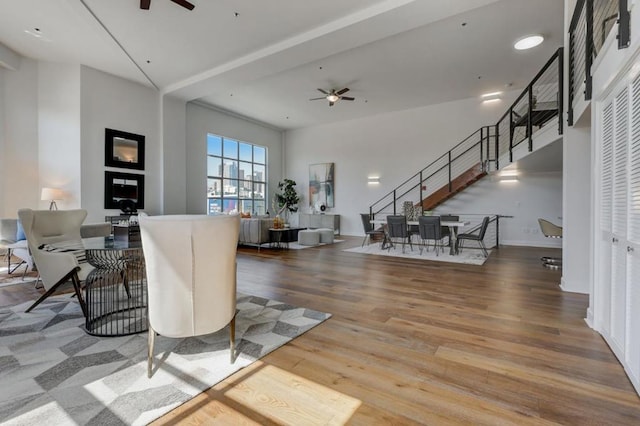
[273,179,300,225]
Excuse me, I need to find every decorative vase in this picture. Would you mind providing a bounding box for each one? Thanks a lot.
[274,215,284,229]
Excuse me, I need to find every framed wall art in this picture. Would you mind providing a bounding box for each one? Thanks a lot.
[309,162,335,209]
[105,128,145,170]
[104,171,145,210]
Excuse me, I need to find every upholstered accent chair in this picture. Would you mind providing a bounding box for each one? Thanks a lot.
[139,214,240,378]
[17,209,92,316]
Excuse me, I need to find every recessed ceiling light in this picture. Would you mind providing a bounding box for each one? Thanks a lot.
[514,35,544,50]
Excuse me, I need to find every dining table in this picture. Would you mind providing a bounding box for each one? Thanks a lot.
[370,218,470,255]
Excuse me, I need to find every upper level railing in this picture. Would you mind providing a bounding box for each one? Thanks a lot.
[369,49,563,219]
[568,0,630,125]
[496,48,563,163]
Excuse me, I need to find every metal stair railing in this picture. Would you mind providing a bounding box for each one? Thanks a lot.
[369,49,564,221]
[369,125,496,218]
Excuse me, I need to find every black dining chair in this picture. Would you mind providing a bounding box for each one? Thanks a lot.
[360,213,386,247]
[456,216,490,257]
[439,214,459,246]
[386,215,412,253]
[418,216,446,256]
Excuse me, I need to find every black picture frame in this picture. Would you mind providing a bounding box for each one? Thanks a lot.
[105,128,145,170]
[104,171,145,210]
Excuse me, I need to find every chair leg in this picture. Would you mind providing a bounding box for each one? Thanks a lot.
[480,241,488,257]
[362,235,368,247]
[229,314,236,364]
[26,268,84,315]
[147,324,156,378]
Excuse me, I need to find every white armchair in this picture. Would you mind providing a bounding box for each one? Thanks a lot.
[139,214,240,378]
[17,209,92,316]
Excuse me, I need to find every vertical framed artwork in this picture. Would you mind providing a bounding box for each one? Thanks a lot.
[309,162,335,209]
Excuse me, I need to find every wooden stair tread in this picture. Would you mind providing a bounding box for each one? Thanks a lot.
[421,163,487,211]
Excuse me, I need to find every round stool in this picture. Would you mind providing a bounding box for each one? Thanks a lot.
[317,228,334,244]
[298,229,320,246]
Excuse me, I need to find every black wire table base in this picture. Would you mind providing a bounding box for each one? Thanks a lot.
[84,248,147,337]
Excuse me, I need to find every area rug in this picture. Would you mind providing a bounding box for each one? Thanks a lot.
[344,243,490,265]
[0,265,39,289]
[288,239,345,250]
[0,293,331,425]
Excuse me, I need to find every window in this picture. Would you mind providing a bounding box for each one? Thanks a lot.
[206,134,267,215]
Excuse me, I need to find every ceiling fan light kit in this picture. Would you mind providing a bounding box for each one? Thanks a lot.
[140,0,195,11]
[310,87,355,106]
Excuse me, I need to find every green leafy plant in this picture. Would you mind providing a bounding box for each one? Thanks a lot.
[274,179,300,215]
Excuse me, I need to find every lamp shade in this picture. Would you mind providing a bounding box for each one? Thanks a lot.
[41,187,65,201]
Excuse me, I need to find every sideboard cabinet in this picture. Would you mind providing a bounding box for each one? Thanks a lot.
[298,214,340,235]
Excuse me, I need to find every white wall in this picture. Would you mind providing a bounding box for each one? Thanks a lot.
[162,95,187,214]
[1,58,39,216]
[0,68,5,216]
[38,62,82,209]
[283,93,541,236]
[80,66,160,224]
[436,172,563,247]
[185,102,283,214]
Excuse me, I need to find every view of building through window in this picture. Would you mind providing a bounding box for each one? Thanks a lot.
[206,134,267,214]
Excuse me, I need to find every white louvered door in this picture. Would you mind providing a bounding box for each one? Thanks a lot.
[596,69,640,394]
[599,101,614,336]
[626,75,640,383]
[610,87,629,355]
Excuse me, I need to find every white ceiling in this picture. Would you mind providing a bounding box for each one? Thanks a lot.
[0,0,564,130]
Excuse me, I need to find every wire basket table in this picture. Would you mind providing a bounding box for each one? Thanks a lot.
[78,237,147,336]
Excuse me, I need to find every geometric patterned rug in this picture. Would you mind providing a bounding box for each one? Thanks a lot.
[0,293,331,425]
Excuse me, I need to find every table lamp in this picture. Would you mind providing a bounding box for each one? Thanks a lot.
[41,187,65,210]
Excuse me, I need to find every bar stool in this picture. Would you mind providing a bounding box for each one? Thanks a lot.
[538,218,562,269]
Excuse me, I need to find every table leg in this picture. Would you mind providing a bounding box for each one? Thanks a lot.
[449,226,459,255]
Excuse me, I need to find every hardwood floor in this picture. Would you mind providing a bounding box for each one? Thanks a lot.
[2,239,640,424]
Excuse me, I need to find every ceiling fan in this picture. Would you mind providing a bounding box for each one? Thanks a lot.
[140,0,195,10]
[310,88,355,106]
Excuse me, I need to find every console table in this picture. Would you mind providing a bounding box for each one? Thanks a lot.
[298,213,340,235]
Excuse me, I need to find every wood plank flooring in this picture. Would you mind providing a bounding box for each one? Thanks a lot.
[2,239,640,425]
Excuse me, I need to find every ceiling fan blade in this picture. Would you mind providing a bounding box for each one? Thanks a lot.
[140,0,151,9]
[329,101,335,107]
[309,97,326,101]
[341,96,355,101]
[171,0,195,10]
[336,87,350,95]
[317,88,329,95]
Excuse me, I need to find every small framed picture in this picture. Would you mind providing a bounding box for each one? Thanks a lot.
[105,128,145,170]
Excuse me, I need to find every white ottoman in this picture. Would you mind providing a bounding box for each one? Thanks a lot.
[298,229,320,246]
[317,228,334,244]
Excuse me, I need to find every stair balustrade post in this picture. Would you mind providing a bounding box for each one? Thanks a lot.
[480,127,485,172]
[448,151,452,192]
[528,86,533,152]
[393,190,397,215]
[509,109,513,163]
[419,171,423,207]
[496,124,500,168]
[557,47,564,135]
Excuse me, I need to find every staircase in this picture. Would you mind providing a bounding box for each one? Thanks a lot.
[420,163,487,211]
[369,48,563,219]
[369,126,496,218]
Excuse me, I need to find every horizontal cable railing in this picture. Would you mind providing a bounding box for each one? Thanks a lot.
[496,48,563,163]
[569,0,630,125]
[369,49,563,235]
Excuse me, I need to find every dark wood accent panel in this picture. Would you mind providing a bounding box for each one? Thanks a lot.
[421,163,487,211]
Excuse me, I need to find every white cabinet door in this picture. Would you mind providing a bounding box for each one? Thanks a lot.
[599,101,614,336]
[610,87,629,355]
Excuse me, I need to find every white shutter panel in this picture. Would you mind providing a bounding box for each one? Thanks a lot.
[626,74,640,380]
[601,102,614,230]
[611,87,629,351]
